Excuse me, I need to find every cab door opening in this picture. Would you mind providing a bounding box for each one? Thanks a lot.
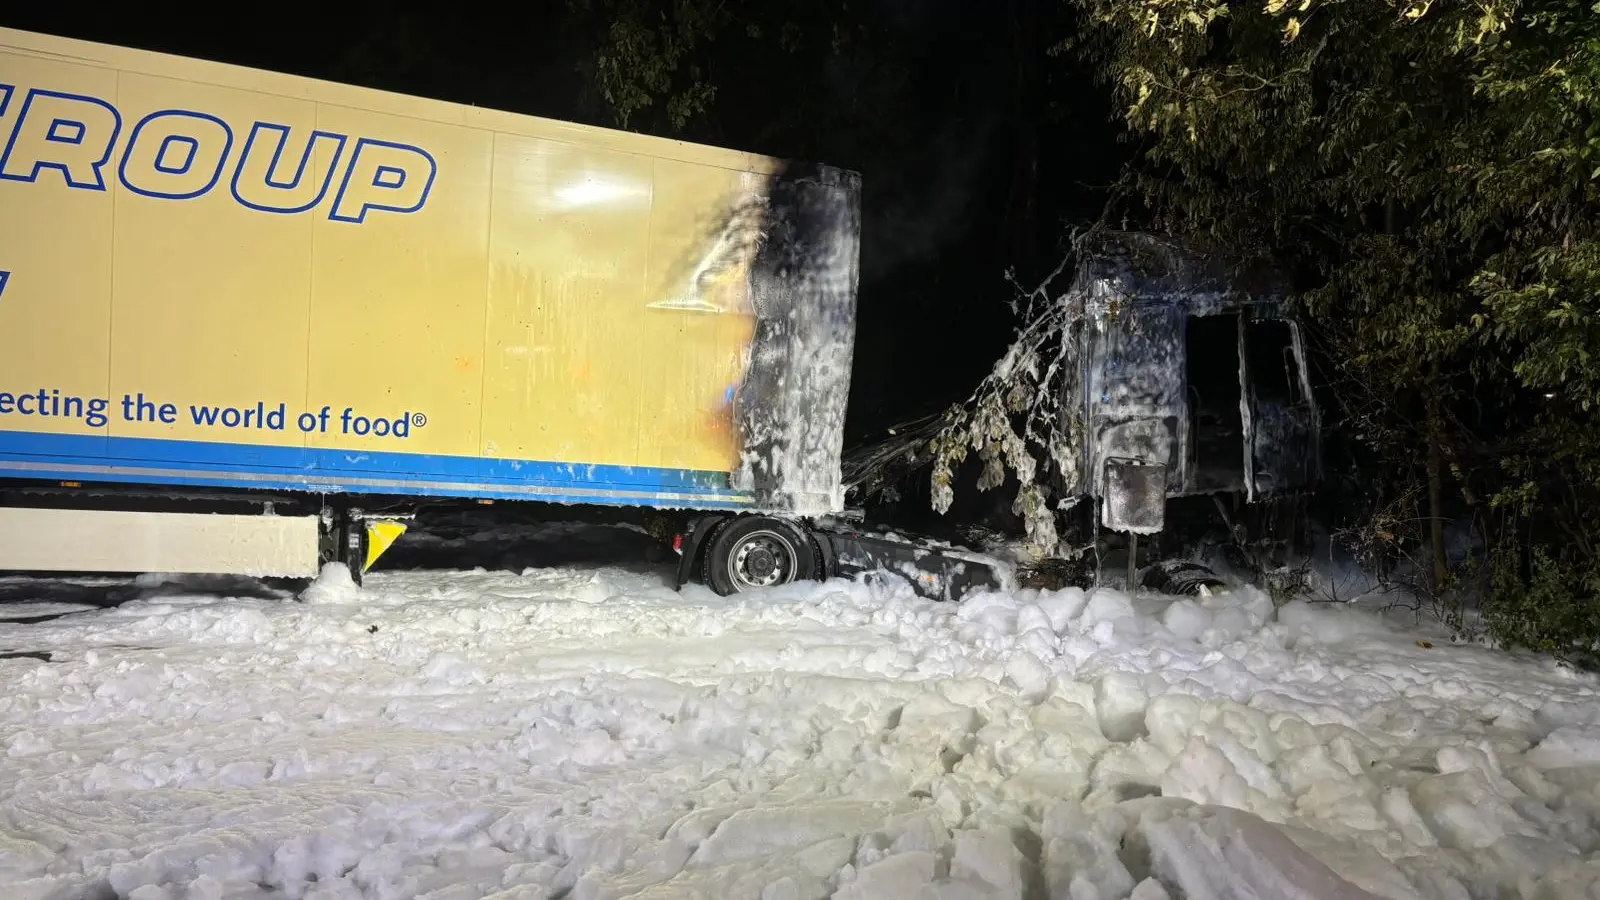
[1243,317,1316,496]
[1185,312,1246,493]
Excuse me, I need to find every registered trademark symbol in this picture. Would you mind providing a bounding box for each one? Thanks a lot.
[411,413,428,427]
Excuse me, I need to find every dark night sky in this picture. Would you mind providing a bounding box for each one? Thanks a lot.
[1,2,1125,443]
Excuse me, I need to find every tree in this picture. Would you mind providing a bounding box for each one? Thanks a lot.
[1063,0,1600,656]
[562,0,897,161]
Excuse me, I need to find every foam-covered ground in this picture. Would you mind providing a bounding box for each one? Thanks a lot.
[1,556,1598,899]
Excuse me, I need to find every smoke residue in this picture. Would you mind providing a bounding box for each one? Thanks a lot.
[811,0,1007,285]
[857,112,1002,283]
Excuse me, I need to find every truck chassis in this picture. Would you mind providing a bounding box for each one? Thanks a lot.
[0,478,1008,604]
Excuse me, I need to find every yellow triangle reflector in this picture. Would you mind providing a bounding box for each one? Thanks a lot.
[364,520,408,572]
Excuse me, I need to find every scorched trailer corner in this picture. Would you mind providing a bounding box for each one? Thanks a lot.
[0,26,1009,602]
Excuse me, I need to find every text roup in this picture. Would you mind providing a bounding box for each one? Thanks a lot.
[0,84,437,223]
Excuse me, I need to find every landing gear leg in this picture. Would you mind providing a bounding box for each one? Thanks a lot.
[1127,532,1139,592]
[317,505,411,588]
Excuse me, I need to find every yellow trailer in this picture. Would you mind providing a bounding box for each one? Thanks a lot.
[0,26,954,595]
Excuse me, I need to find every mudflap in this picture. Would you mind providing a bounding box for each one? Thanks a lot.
[673,514,725,591]
[818,526,1006,602]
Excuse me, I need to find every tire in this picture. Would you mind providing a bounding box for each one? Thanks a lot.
[702,516,821,596]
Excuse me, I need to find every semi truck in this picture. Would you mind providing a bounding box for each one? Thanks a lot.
[0,26,1009,601]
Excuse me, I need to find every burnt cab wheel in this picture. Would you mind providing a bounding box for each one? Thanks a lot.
[702,516,821,596]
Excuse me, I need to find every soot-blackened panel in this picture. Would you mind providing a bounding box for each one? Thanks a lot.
[735,163,862,516]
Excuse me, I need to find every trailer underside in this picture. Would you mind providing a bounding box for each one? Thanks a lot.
[0,479,1012,603]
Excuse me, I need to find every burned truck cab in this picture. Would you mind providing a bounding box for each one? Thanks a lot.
[837,231,1322,592]
[1075,233,1320,552]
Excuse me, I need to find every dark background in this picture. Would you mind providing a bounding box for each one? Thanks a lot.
[0,2,1126,445]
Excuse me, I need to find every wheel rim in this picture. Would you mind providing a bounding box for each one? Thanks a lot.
[726,529,799,591]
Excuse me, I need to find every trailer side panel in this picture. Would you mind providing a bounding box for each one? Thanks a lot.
[0,28,858,514]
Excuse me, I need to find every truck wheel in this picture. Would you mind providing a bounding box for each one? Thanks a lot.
[702,516,820,595]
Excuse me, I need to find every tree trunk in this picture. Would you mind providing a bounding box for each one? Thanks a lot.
[1426,367,1448,591]
[1386,197,1447,590]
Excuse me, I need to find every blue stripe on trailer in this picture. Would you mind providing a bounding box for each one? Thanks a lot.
[0,430,756,508]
